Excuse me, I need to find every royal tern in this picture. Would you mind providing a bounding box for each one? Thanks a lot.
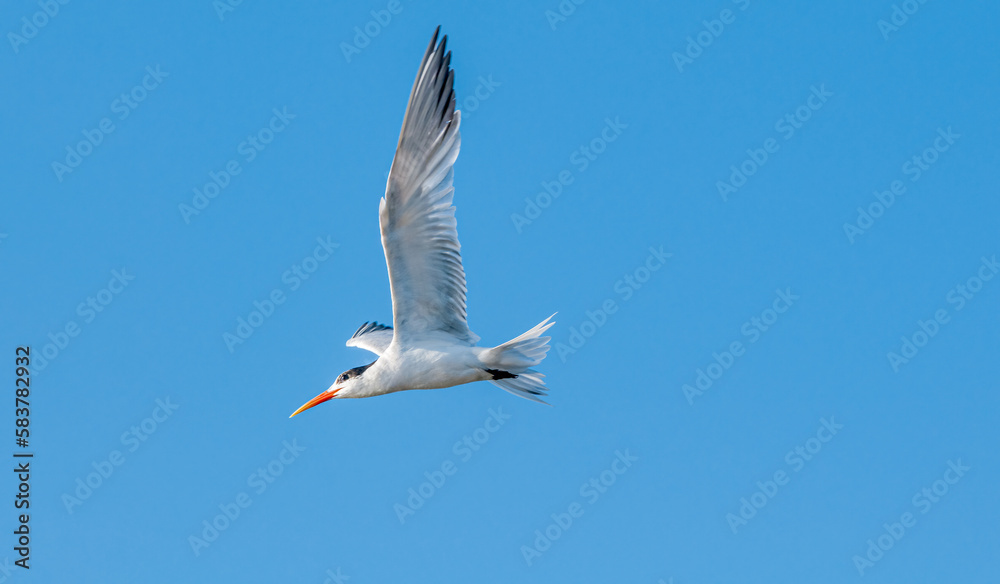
[290,28,555,417]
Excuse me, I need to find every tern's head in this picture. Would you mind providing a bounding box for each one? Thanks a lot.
[289,362,374,418]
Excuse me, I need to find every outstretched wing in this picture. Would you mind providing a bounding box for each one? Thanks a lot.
[346,322,394,356]
[379,27,478,346]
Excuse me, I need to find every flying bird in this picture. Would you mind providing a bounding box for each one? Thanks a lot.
[291,28,555,417]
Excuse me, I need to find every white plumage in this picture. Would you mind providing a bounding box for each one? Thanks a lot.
[291,28,555,417]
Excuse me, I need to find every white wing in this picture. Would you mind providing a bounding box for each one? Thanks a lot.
[379,28,478,346]
[345,322,394,356]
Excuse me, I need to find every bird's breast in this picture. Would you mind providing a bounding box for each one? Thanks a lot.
[380,344,486,391]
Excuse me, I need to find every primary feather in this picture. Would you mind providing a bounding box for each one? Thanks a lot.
[346,322,394,356]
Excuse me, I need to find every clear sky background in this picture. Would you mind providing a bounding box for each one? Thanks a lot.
[1,1,998,582]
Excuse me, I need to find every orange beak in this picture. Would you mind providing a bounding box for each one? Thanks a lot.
[289,388,340,418]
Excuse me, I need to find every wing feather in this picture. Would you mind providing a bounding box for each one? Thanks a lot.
[346,322,394,356]
[379,28,478,346]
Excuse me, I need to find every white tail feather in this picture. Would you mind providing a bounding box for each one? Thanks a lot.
[490,370,550,404]
[483,314,556,404]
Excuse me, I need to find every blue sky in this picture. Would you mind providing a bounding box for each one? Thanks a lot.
[1,0,998,582]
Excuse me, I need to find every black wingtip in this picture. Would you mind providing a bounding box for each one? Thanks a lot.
[424,27,441,60]
[351,321,393,339]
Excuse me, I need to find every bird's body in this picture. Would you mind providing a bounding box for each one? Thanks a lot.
[291,28,555,417]
[348,342,491,397]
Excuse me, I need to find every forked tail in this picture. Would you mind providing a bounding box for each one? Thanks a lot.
[481,314,556,404]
